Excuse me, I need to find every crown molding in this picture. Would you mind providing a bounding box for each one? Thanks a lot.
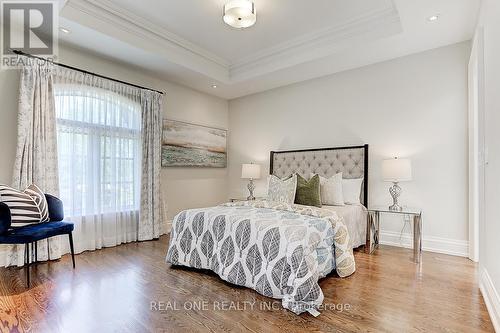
[77,0,229,67]
[63,0,230,81]
[230,6,402,81]
[62,0,401,84]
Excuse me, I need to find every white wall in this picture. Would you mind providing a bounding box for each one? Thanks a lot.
[0,41,475,257]
[228,42,470,255]
[477,0,500,331]
[0,44,229,220]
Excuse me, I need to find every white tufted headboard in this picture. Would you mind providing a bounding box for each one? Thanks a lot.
[270,145,369,206]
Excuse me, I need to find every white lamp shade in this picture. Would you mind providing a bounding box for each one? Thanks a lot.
[241,163,261,179]
[382,158,412,182]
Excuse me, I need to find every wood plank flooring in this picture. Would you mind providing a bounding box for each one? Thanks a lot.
[0,236,494,332]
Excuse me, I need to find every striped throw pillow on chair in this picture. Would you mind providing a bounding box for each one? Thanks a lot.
[0,184,50,224]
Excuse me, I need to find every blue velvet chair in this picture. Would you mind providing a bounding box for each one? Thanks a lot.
[0,194,75,286]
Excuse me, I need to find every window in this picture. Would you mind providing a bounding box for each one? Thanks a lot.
[54,85,141,218]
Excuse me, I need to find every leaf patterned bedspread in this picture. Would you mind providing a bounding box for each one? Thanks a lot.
[165,200,355,315]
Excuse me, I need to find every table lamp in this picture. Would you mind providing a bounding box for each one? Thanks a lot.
[382,157,412,211]
[241,163,261,200]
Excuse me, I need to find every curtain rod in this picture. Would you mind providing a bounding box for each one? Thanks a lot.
[12,50,164,95]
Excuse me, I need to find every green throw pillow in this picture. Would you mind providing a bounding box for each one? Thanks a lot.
[294,174,322,207]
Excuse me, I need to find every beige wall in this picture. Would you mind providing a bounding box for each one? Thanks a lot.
[0,44,229,220]
[228,42,470,255]
[0,66,20,183]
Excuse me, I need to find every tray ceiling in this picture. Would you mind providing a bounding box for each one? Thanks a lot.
[58,0,480,99]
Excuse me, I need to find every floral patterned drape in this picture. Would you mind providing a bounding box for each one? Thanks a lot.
[138,90,163,241]
[13,60,59,194]
[1,58,61,267]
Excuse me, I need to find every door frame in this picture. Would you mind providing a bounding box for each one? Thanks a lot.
[468,28,485,263]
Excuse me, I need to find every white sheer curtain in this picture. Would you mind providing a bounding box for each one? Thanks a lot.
[1,63,164,267]
[53,69,142,252]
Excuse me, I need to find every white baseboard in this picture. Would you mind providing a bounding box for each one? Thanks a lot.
[480,267,500,332]
[379,231,469,257]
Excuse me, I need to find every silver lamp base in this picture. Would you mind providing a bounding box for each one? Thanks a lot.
[389,182,402,211]
[247,179,256,200]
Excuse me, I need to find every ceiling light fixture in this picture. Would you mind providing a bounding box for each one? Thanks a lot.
[60,27,71,34]
[212,84,218,88]
[427,15,439,22]
[223,0,256,29]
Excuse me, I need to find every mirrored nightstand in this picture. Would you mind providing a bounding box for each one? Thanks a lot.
[366,206,423,263]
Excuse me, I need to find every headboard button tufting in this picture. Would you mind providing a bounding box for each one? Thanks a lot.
[269,145,367,205]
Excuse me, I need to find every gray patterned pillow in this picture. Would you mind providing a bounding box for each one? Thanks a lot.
[267,174,297,204]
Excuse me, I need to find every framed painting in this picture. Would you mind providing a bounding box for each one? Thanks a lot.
[161,119,227,168]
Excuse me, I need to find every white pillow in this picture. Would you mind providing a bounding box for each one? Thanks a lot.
[267,174,297,204]
[342,178,364,205]
[311,172,344,206]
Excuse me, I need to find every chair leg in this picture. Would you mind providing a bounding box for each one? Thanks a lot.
[25,243,30,287]
[34,241,38,263]
[68,232,75,269]
[47,239,50,261]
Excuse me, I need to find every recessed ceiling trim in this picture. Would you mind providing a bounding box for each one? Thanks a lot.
[62,0,403,85]
[64,0,230,81]
[230,6,402,81]
[56,0,480,100]
[232,6,400,70]
[86,0,230,67]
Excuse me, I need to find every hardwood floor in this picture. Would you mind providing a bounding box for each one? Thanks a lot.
[0,236,494,333]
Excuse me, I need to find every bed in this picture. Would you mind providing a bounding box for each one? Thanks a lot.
[270,145,369,249]
[166,145,369,315]
[318,204,367,248]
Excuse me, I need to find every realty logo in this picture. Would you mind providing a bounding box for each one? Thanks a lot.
[1,1,58,67]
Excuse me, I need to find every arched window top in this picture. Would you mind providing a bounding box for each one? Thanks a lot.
[54,84,141,216]
[54,84,141,131]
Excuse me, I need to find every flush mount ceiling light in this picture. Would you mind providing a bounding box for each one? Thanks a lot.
[223,0,256,29]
